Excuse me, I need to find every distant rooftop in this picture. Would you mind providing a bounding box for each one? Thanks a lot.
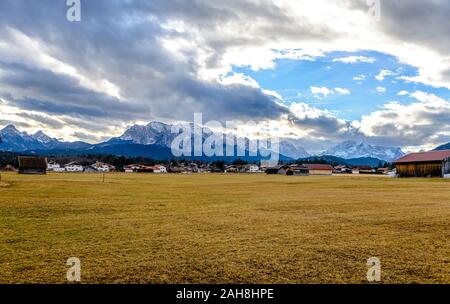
[304,164,334,170]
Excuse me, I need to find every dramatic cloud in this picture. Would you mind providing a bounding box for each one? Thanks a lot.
[0,0,449,150]
[359,91,450,150]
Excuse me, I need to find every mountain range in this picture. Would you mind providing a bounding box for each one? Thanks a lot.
[0,122,417,164]
[434,142,450,151]
[321,140,405,162]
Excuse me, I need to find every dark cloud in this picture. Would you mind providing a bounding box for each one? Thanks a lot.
[18,112,65,129]
[290,115,365,145]
[0,120,31,129]
[0,0,291,126]
[377,0,450,56]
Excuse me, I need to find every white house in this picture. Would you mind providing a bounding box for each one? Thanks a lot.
[91,162,114,172]
[247,165,260,173]
[47,161,61,171]
[65,161,84,172]
[124,164,143,173]
[153,165,167,173]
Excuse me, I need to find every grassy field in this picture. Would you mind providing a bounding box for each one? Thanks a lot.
[0,172,449,284]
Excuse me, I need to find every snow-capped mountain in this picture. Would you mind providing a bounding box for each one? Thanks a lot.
[0,125,54,151]
[0,125,90,152]
[31,130,59,146]
[115,121,214,148]
[118,122,175,146]
[114,121,310,159]
[0,122,310,159]
[4,123,409,164]
[279,138,311,159]
[321,141,405,162]
[434,141,450,151]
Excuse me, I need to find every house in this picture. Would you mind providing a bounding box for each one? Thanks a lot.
[287,164,309,176]
[246,164,260,173]
[352,166,373,174]
[376,168,389,175]
[127,165,167,173]
[224,165,238,173]
[266,165,282,174]
[65,161,84,172]
[152,165,167,173]
[47,161,61,172]
[265,165,289,175]
[394,150,450,178]
[186,163,199,173]
[169,167,184,174]
[259,165,268,173]
[91,162,115,172]
[18,157,47,175]
[303,164,333,175]
[84,166,98,173]
[137,166,156,173]
[334,165,351,174]
[124,164,144,173]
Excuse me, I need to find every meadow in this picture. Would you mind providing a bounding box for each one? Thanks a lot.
[0,172,449,284]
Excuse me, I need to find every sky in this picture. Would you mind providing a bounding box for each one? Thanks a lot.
[0,0,450,153]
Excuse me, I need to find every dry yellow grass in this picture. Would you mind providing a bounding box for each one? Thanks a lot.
[0,172,449,284]
[0,181,9,187]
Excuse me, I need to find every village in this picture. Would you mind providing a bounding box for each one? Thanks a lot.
[3,148,449,178]
[0,156,402,177]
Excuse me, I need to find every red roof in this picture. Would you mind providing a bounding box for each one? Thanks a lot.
[304,164,334,171]
[394,150,450,163]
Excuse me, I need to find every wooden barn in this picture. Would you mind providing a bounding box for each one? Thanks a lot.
[266,165,283,175]
[303,164,334,176]
[18,157,47,175]
[287,165,309,176]
[394,150,450,178]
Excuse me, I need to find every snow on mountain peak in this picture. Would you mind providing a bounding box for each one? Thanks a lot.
[119,122,176,146]
[147,121,170,132]
[322,140,405,162]
[1,124,21,135]
[32,130,56,144]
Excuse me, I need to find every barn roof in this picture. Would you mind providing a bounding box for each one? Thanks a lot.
[394,150,450,164]
[18,157,47,169]
[304,164,334,170]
